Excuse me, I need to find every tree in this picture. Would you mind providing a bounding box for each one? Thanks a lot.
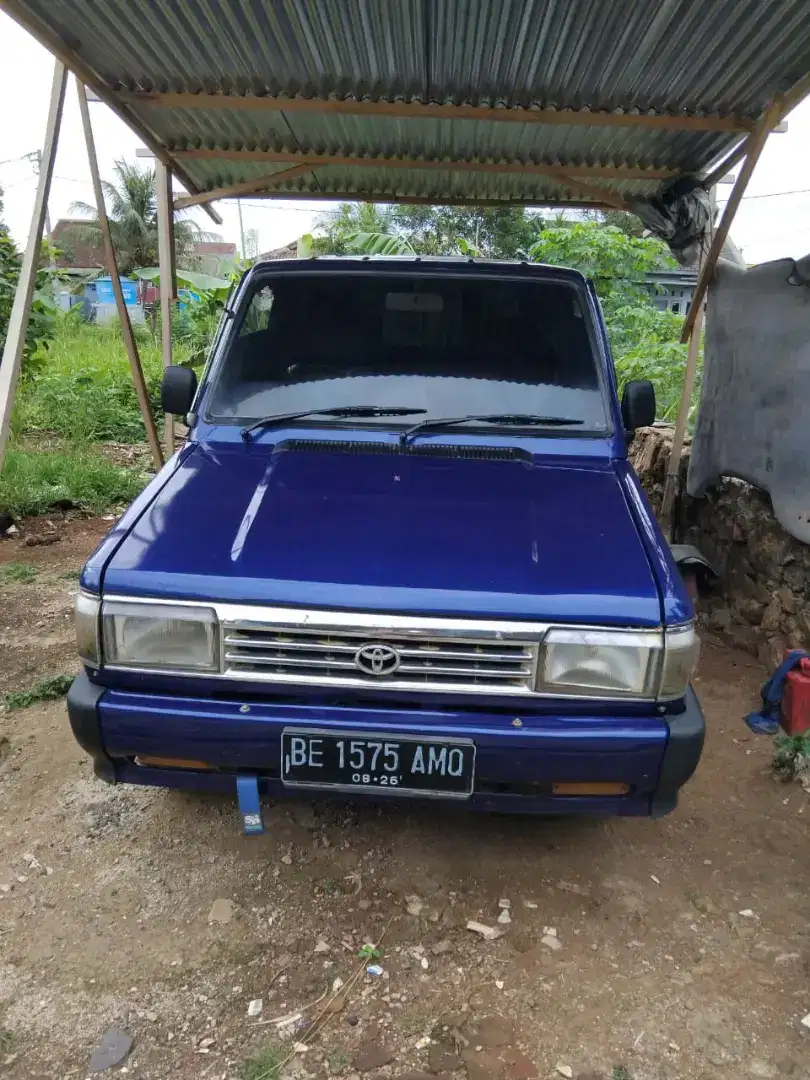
[67,160,209,275]
[312,202,542,259]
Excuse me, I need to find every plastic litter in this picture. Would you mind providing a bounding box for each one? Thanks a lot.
[366,964,384,977]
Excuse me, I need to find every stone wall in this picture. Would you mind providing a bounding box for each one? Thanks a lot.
[629,425,810,667]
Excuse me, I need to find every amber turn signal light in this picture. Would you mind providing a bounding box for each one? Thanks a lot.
[552,782,630,796]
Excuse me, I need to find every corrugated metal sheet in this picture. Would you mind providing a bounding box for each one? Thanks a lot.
[10,0,810,205]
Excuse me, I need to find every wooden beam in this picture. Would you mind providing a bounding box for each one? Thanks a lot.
[77,80,164,470]
[0,60,66,470]
[174,148,672,183]
[553,174,633,212]
[661,290,706,523]
[173,163,315,209]
[244,191,614,211]
[156,160,177,460]
[0,0,221,226]
[122,90,753,134]
[681,98,783,344]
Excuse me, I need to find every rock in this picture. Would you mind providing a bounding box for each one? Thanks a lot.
[738,909,756,918]
[199,1037,216,1050]
[144,1011,158,1023]
[398,1073,437,1080]
[776,587,797,615]
[497,909,511,925]
[555,880,590,897]
[469,1015,514,1048]
[466,921,503,941]
[687,1006,748,1066]
[89,1028,134,1072]
[314,939,330,953]
[354,1037,395,1072]
[541,934,562,952]
[208,898,235,924]
[248,999,263,1018]
[748,1061,779,1078]
[498,899,511,909]
[428,1043,459,1073]
[431,940,452,956]
[358,899,372,911]
[461,1049,504,1080]
[406,896,425,917]
[554,1066,573,1079]
[281,853,293,865]
[800,1012,810,1031]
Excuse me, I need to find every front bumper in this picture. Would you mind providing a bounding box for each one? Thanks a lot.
[67,673,705,817]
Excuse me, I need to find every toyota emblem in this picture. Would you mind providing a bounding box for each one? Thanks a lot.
[355,643,401,677]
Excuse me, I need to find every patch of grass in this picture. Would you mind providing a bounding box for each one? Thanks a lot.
[320,877,343,897]
[612,1067,630,1080]
[326,1048,351,1074]
[0,445,148,518]
[1,562,37,584]
[16,321,173,444]
[5,673,74,711]
[773,732,810,782]
[241,1042,286,1080]
[58,569,82,581]
[0,1028,15,1052]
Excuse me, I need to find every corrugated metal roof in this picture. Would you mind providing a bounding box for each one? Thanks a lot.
[5,0,810,208]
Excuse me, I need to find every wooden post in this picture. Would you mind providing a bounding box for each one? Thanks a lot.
[156,160,177,459]
[76,79,164,469]
[0,60,66,470]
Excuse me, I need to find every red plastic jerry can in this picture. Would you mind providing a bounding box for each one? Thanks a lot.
[781,655,810,736]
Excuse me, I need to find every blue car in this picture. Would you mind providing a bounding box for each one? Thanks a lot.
[68,258,704,827]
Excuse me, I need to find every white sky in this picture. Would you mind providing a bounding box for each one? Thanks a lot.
[2,10,809,265]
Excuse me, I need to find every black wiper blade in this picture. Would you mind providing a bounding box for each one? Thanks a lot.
[241,405,427,440]
[400,413,584,445]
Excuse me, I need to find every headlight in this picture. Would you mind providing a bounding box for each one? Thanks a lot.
[659,623,700,699]
[540,628,662,697]
[75,590,101,666]
[102,600,219,672]
[539,623,699,699]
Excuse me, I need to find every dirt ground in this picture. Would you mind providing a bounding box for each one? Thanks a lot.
[0,520,808,1080]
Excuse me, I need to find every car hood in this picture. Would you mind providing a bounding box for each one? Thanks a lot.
[102,441,663,626]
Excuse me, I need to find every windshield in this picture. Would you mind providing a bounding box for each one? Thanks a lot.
[205,273,609,433]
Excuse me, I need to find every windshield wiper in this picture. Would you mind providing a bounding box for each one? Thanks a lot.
[400,413,584,445]
[241,406,427,440]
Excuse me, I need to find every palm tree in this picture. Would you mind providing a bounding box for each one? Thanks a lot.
[67,160,210,275]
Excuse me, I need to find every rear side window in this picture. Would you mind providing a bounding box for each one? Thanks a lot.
[206,272,608,432]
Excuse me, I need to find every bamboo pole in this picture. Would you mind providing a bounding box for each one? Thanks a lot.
[0,60,66,470]
[76,79,164,469]
[156,160,177,459]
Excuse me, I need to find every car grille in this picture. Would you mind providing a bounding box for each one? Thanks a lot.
[220,616,540,695]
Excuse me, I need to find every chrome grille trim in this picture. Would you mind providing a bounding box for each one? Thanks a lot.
[217,605,546,696]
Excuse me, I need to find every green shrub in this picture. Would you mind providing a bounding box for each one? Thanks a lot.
[0,445,148,517]
[5,673,75,710]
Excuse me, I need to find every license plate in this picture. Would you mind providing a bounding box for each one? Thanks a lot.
[281,729,475,798]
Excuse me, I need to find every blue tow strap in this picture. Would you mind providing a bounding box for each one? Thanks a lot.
[744,649,810,735]
[236,775,265,835]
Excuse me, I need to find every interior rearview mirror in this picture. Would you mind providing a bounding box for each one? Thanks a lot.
[621,379,656,431]
[162,365,198,417]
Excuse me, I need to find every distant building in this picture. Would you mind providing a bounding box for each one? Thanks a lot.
[258,241,298,261]
[194,240,238,276]
[645,268,698,315]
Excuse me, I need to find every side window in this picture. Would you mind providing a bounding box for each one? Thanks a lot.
[239,285,275,336]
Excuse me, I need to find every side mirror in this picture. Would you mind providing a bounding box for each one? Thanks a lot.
[162,365,198,416]
[621,379,656,431]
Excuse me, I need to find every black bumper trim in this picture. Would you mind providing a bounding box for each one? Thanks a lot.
[651,686,705,817]
[66,671,116,784]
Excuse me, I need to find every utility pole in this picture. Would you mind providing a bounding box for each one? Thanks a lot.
[27,149,55,268]
[237,199,246,258]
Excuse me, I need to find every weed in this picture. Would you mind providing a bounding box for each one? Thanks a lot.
[5,673,75,711]
[326,1048,351,1073]
[320,877,343,897]
[0,1028,15,1052]
[1,562,37,584]
[612,1067,630,1080]
[358,943,381,962]
[241,1042,286,1080]
[773,732,810,783]
[59,570,81,581]
[0,445,148,518]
